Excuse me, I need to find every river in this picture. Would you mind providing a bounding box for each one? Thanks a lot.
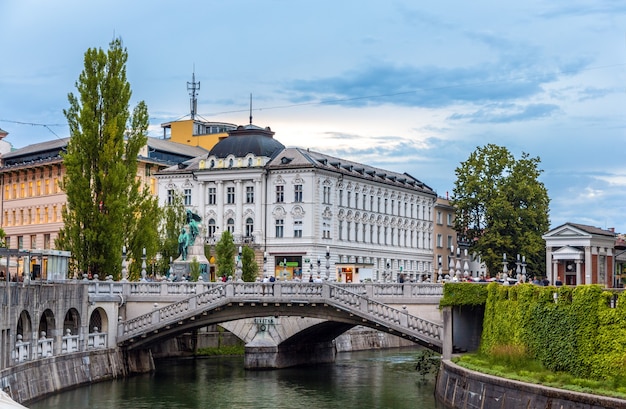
[29,347,443,409]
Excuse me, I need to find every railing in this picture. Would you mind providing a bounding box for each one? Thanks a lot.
[61,329,80,353]
[118,282,443,347]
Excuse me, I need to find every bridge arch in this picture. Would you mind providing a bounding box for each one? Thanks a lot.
[17,310,33,341]
[89,307,108,334]
[63,308,80,336]
[38,308,55,339]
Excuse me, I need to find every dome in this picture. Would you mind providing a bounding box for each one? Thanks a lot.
[208,124,285,159]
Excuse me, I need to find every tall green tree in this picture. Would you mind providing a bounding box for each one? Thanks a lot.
[57,38,153,279]
[157,191,186,276]
[241,246,259,282]
[215,230,236,279]
[452,144,550,277]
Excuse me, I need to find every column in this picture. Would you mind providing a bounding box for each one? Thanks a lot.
[235,179,243,237]
[545,246,552,282]
[216,181,224,231]
[575,260,582,286]
[254,179,262,239]
[584,246,592,284]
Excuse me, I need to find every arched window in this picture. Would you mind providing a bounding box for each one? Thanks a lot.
[228,158,234,168]
[245,217,254,237]
[208,219,216,237]
[227,218,234,233]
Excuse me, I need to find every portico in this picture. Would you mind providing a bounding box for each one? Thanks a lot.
[542,223,617,287]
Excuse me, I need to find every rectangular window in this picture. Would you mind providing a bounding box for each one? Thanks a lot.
[437,234,443,248]
[294,184,303,202]
[17,236,23,249]
[294,220,303,238]
[447,235,453,249]
[323,186,330,204]
[208,187,216,205]
[447,213,453,226]
[437,211,442,224]
[276,185,284,203]
[44,234,51,250]
[226,187,235,204]
[246,186,254,204]
[167,189,175,205]
[30,235,37,249]
[183,189,192,206]
[275,219,284,238]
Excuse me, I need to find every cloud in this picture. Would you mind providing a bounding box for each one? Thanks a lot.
[285,58,586,109]
[447,103,561,123]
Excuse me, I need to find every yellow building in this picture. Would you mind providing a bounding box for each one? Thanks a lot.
[160,119,236,150]
[0,136,207,253]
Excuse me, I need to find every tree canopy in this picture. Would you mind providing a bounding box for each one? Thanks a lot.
[57,38,157,279]
[452,144,550,277]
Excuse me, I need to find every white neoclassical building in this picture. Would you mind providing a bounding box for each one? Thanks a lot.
[156,124,437,282]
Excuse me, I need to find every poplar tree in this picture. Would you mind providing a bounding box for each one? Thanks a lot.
[452,144,550,277]
[57,38,154,279]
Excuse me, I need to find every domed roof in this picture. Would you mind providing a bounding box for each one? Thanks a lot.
[209,124,285,159]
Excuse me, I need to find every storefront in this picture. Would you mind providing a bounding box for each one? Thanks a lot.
[335,263,374,283]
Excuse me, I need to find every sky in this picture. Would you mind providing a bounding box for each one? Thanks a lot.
[1,1,626,233]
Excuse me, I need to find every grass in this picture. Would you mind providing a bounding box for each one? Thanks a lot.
[195,344,245,356]
[453,350,626,400]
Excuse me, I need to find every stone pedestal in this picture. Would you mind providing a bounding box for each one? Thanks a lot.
[171,236,210,281]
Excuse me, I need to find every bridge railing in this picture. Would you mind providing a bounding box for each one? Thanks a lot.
[118,282,443,348]
[90,281,442,300]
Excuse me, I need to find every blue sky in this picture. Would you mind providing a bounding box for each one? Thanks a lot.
[1,1,626,233]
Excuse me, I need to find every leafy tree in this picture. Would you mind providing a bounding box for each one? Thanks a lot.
[452,144,550,277]
[215,230,236,279]
[241,246,259,282]
[189,257,201,281]
[57,38,153,279]
[157,192,186,276]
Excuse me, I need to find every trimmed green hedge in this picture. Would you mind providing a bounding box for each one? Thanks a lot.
[478,282,626,382]
[440,282,489,307]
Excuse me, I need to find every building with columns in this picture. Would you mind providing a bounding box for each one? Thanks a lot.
[542,223,619,287]
[156,123,438,282]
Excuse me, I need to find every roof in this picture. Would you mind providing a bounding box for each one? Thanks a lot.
[267,147,436,195]
[565,223,616,237]
[208,124,284,159]
[146,137,208,158]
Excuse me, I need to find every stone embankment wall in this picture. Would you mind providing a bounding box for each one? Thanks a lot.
[436,359,626,409]
[1,349,128,405]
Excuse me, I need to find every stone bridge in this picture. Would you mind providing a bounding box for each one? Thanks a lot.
[107,282,444,368]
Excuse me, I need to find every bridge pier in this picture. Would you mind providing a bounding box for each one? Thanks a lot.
[244,339,336,369]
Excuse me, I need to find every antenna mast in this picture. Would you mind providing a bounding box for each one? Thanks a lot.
[249,93,253,124]
[187,70,200,120]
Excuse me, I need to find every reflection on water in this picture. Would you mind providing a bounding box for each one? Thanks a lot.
[29,348,443,409]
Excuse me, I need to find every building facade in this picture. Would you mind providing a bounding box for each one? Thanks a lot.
[0,136,207,276]
[542,223,620,287]
[157,123,438,282]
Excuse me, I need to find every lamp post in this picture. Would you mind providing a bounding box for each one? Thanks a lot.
[263,251,267,279]
[502,253,508,283]
[385,260,390,283]
[121,246,128,281]
[325,246,330,280]
[317,255,321,278]
[236,246,243,281]
[437,255,442,283]
[141,248,147,281]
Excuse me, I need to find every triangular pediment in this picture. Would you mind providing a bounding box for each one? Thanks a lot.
[542,223,591,239]
[552,245,584,260]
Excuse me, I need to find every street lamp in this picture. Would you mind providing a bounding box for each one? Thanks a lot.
[236,246,243,281]
[502,253,508,282]
[325,246,330,280]
[317,255,321,277]
[141,248,147,281]
[121,246,128,281]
